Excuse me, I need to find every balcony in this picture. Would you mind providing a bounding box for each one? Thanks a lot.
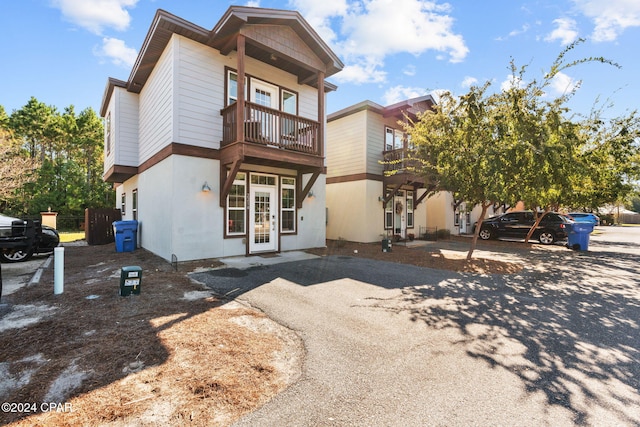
[383,148,425,182]
[221,101,320,156]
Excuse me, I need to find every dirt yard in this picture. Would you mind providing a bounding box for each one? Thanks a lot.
[0,238,520,426]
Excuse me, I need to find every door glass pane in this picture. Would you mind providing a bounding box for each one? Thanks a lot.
[254,89,272,107]
[254,191,271,244]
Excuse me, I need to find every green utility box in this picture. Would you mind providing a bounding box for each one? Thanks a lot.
[382,238,392,252]
[119,266,142,296]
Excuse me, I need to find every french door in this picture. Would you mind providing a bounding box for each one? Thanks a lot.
[249,184,277,253]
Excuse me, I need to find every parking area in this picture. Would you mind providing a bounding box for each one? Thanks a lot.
[191,226,640,426]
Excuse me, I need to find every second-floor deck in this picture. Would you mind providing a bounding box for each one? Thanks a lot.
[221,101,321,156]
[382,148,425,181]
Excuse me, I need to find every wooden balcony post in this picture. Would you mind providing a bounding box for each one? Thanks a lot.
[317,71,325,156]
[235,34,246,143]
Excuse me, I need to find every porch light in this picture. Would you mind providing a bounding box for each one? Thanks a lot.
[202,182,212,192]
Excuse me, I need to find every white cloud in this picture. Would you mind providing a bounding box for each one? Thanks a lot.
[500,74,526,92]
[333,61,387,84]
[549,71,579,95]
[245,1,261,7]
[545,18,579,45]
[338,0,468,62]
[382,85,428,105]
[292,0,468,85]
[95,37,138,68]
[403,65,417,76]
[461,76,478,88]
[51,0,138,35]
[572,0,640,42]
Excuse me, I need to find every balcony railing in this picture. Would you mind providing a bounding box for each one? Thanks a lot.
[383,148,423,175]
[221,101,320,156]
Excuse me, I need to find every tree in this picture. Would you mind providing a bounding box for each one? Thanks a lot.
[0,129,40,213]
[2,98,114,220]
[405,40,625,258]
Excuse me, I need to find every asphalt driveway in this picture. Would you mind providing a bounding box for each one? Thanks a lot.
[192,229,640,425]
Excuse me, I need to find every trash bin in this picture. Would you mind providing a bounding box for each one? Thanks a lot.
[382,238,392,252]
[119,265,142,296]
[567,222,594,251]
[113,220,138,252]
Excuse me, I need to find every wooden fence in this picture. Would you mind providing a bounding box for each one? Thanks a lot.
[85,208,121,245]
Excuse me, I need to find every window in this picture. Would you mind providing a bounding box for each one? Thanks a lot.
[132,189,138,221]
[227,172,246,235]
[394,129,403,150]
[226,70,247,106]
[106,112,111,154]
[454,211,460,226]
[385,199,393,229]
[384,127,405,151]
[282,90,297,114]
[407,191,414,228]
[120,192,125,215]
[251,174,276,186]
[281,177,296,233]
[385,127,394,151]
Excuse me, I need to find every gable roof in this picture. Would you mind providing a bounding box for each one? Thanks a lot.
[327,95,437,123]
[101,7,343,116]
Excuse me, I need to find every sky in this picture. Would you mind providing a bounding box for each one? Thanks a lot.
[1,0,639,120]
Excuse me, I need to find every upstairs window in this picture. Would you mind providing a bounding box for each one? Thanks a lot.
[105,112,111,154]
[385,127,405,151]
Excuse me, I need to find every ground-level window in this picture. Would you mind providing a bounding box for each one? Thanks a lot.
[454,211,460,226]
[385,198,393,229]
[281,177,296,233]
[407,191,414,228]
[227,172,246,235]
[120,192,125,216]
[132,189,138,221]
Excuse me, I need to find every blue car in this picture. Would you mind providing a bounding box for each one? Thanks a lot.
[568,212,600,226]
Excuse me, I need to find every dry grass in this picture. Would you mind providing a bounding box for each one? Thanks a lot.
[1,237,520,426]
[307,238,523,275]
[1,244,301,427]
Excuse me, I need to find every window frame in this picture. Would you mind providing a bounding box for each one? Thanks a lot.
[132,189,138,221]
[280,177,296,233]
[406,191,414,229]
[227,172,247,236]
[120,192,125,216]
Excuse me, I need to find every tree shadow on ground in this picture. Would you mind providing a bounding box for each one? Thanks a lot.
[395,248,640,425]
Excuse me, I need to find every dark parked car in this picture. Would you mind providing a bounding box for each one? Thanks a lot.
[568,212,600,226]
[476,211,573,244]
[0,213,60,262]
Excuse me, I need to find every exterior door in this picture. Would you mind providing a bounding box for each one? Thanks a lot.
[250,79,279,143]
[249,185,277,253]
[394,191,406,238]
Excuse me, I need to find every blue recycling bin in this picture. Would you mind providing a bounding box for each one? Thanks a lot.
[567,222,593,251]
[113,220,138,252]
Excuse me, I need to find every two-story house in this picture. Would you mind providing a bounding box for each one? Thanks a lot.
[100,7,343,262]
[325,96,435,243]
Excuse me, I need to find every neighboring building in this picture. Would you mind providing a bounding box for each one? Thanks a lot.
[325,97,435,243]
[100,7,343,261]
[424,193,504,235]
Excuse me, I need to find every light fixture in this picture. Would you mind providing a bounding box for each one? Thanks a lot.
[202,181,211,192]
[308,190,314,198]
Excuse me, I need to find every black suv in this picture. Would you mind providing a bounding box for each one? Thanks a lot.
[476,211,573,244]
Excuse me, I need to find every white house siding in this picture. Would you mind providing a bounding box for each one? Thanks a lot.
[364,111,387,175]
[326,179,383,243]
[280,173,326,252]
[326,109,367,178]
[104,88,139,176]
[175,36,221,149]
[103,95,115,176]
[138,38,174,164]
[115,88,139,166]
